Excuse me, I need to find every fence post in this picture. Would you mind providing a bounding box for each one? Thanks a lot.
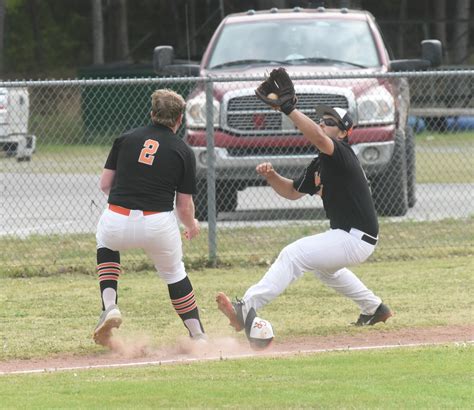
[205,79,217,266]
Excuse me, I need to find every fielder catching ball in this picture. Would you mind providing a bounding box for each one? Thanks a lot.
[217,68,392,349]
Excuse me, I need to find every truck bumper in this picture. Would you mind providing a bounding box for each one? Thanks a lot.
[192,140,395,181]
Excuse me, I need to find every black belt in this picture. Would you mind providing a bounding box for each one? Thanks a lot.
[360,234,377,245]
[340,227,378,246]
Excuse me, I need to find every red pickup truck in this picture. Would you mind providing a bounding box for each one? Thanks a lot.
[153,7,441,219]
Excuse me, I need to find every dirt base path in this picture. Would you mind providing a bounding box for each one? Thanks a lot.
[1,325,473,375]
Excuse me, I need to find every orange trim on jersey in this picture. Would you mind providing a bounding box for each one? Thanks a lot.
[108,204,160,216]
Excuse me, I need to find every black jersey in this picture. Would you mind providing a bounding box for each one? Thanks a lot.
[104,124,196,212]
[293,138,378,237]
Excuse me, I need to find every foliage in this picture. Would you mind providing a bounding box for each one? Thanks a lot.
[2,0,472,79]
[4,0,91,78]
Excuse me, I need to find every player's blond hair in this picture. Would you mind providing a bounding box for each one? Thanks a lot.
[151,89,185,128]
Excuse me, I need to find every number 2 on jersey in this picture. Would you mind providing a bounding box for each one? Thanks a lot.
[138,139,159,166]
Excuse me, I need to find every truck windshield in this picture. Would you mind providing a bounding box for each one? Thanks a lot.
[208,19,380,69]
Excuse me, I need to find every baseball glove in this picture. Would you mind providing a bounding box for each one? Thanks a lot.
[255,67,297,115]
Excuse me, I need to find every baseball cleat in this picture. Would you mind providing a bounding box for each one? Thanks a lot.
[93,304,122,346]
[353,303,393,326]
[216,292,244,332]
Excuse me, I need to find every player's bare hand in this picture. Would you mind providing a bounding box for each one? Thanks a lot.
[256,162,276,178]
[184,218,200,240]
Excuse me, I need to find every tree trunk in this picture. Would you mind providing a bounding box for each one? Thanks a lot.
[256,0,286,9]
[0,0,4,73]
[397,0,407,58]
[91,0,104,65]
[189,0,197,58]
[453,0,470,64]
[27,0,43,70]
[116,0,129,61]
[434,0,447,63]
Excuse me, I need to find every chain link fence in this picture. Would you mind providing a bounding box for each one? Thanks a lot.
[0,70,473,274]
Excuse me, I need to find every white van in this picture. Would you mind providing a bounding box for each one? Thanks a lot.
[0,87,36,161]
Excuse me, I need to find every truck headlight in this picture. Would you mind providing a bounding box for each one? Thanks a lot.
[357,88,395,125]
[186,93,220,129]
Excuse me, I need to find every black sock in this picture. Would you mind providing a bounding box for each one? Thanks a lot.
[168,276,204,337]
[97,247,121,311]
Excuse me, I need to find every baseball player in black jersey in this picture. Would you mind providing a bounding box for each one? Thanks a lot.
[94,89,205,346]
[217,69,392,348]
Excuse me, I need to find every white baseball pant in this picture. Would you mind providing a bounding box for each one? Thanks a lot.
[96,208,186,284]
[242,228,382,316]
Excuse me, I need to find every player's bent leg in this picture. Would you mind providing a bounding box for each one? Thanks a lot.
[242,242,306,313]
[94,247,122,345]
[167,276,205,339]
[96,247,121,309]
[314,267,382,314]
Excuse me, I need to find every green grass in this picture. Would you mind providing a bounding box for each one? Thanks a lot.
[1,346,472,408]
[1,217,472,277]
[415,131,474,183]
[2,144,110,174]
[0,255,472,361]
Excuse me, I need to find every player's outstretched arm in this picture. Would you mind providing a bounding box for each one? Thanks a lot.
[256,162,305,200]
[288,110,335,155]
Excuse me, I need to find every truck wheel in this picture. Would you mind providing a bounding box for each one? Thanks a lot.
[194,181,238,221]
[372,131,409,216]
[405,126,416,208]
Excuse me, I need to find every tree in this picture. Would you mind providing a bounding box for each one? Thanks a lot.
[0,0,4,73]
[434,0,447,62]
[397,0,407,58]
[91,0,104,64]
[103,0,129,62]
[453,0,470,64]
[116,0,129,61]
[27,0,43,69]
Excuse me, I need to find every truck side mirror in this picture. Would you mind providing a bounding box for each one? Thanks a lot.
[390,39,443,71]
[153,45,200,76]
[421,40,442,68]
[153,46,174,74]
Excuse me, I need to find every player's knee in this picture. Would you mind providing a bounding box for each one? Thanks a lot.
[156,263,187,284]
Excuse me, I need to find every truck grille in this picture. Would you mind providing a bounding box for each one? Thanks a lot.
[226,93,349,134]
[227,145,318,157]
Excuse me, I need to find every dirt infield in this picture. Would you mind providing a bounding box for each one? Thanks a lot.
[1,325,473,375]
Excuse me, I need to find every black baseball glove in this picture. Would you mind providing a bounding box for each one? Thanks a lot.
[255,67,297,115]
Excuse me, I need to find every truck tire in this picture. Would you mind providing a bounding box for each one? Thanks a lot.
[371,131,409,216]
[405,126,416,208]
[17,156,31,162]
[194,180,238,221]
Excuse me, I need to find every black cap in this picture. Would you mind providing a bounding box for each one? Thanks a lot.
[316,105,353,133]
